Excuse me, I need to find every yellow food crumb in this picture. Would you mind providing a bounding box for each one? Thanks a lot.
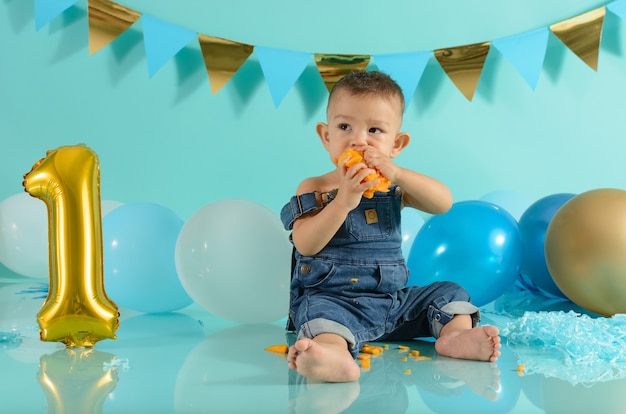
[517,364,525,376]
[384,344,389,349]
[361,359,371,369]
[413,356,432,361]
[264,344,288,354]
[404,369,412,375]
[409,350,420,357]
[350,278,359,282]
[398,345,410,352]
[357,354,371,360]
[400,357,408,362]
[361,344,384,355]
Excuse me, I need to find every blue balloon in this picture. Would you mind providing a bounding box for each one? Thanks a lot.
[102,202,192,313]
[518,193,575,298]
[407,201,523,306]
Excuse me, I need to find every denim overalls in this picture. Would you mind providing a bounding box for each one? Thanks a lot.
[280,186,479,357]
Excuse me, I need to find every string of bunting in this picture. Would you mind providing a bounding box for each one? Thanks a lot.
[32,0,626,107]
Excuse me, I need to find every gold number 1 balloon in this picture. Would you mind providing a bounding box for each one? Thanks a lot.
[23,144,119,347]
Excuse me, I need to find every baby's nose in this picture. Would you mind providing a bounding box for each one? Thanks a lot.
[351,132,368,147]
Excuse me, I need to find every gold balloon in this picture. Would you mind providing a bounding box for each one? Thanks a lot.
[23,144,119,347]
[38,348,119,413]
[545,188,626,316]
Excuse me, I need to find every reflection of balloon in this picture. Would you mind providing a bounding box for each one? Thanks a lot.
[38,348,118,413]
[542,377,626,414]
[518,193,575,297]
[175,199,291,323]
[103,203,192,313]
[479,190,533,222]
[0,283,48,334]
[0,193,48,278]
[401,208,425,259]
[545,189,626,316]
[22,145,119,347]
[407,201,523,306]
[175,324,287,413]
[98,312,204,413]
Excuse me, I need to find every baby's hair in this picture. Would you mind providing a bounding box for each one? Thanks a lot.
[329,71,405,113]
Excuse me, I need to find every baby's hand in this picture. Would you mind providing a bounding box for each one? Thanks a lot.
[336,148,392,198]
[363,147,397,183]
[335,155,379,210]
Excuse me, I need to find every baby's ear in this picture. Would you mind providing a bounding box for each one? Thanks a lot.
[316,122,330,148]
[391,132,410,157]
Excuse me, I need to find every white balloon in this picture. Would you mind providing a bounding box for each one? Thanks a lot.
[0,193,48,278]
[101,199,124,216]
[175,199,291,324]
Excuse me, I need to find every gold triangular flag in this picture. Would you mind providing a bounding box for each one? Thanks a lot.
[314,54,370,93]
[88,0,140,55]
[550,6,605,71]
[198,34,254,95]
[434,42,490,101]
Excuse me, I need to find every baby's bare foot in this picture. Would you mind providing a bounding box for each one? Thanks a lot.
[287,337,360,383]
[435,325,501,362]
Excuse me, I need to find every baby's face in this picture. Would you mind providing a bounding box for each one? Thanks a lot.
[324,89,404,161]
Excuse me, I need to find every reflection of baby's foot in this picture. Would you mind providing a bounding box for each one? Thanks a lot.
[435,358,501,401]
[435,326,501,362]
[287,337,360,383]
[288,381,360,414]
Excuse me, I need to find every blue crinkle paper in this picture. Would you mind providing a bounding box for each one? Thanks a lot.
[502,311,626,386]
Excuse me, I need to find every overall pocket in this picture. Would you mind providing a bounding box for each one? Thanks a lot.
[347,199,393,241]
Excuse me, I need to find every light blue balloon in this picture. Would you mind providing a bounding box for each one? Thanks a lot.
[103,202,192,313]
[479,189,534,222]
[401,208,425,259]
[407,201,523,306]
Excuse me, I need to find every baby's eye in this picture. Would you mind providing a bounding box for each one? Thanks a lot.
[369,127,382,134]
[339,124,351,131]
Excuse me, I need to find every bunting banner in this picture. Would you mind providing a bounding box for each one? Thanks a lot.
[34,0,76,31]
[198,35,254,95]
[434,42,491,101]
[607,0,626,19]
[550,7,606,71]
[141,15,197,78]
[87,0,140,55]
[256,47,312,107]
[26,0,626,105]
[314,54,371,92]
[492,27,549,90]
[373,51,430,110]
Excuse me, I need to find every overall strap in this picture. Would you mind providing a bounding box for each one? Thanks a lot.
[280,189,338,230]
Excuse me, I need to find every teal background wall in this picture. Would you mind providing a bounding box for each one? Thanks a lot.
[1,0,622,221]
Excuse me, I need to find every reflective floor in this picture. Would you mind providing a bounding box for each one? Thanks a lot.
[2,276,625,414]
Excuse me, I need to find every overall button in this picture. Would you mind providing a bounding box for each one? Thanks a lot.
[300,264,311,274]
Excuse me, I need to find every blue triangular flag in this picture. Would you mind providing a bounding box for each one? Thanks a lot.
[373,51,430,111]
[34,0,78,31]
[255,46,311,107]
[492,27,549,90]
[608,0,626,20]
[142,14,197,78]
